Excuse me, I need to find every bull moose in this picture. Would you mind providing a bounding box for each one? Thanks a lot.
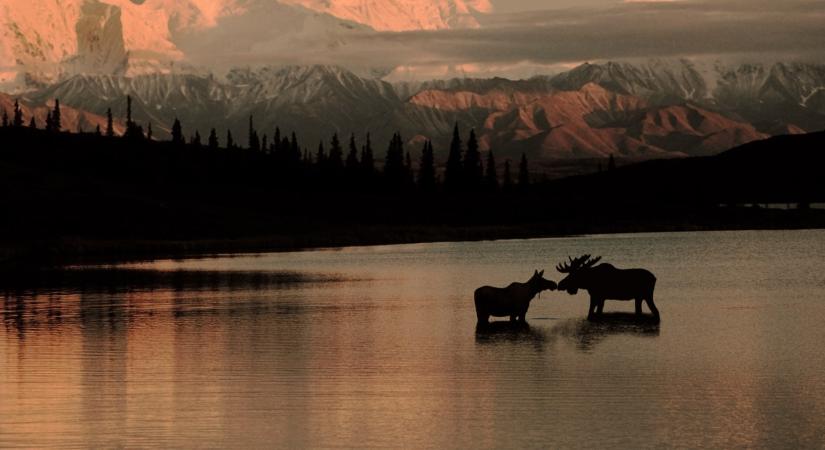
[557,255,660,322]
[474,270,557,325]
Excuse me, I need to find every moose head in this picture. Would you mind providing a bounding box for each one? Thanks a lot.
[556,255,602,295]
[528,270,558,293]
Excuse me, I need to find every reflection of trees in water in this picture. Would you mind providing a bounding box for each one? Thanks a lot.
[550,313,660,352]
[1,269,356,336]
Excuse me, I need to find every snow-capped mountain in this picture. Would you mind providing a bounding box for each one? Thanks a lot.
[280,0,492,31]
[17,61,824,163]
[0,0,494,91]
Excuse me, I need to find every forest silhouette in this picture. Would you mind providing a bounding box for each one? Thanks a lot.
[1,97,824,266]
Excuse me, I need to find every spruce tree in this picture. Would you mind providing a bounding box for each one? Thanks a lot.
[52,99,61,132]
[502,159,513,191]
[45,112,53,132]
[361,133,375,174]
[208,128,219,149]
[290,132,301,164]
[316,141,326,166]
[126,95,133,126]
[248,116,260,151]
[147,122,153,141]
[171,118,184,145]
[346,134,359,171]
[463,129,482,189]
[518,153,530,189]
[13,100,23,127]
[28,116,36,129]
[445,123,463,191]
[192,131,202,148]
[226,130,235,149]
[418,140,436,191]
[327,133,344,171]
[608,154,616,171]
[273,127,282,155]
[1,110,8,127]
[95,124,101,136]
[485,150,498,190]
[384,133,405,188]
[106,108,114,137]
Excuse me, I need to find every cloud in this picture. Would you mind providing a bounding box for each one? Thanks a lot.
[178,0,825,78]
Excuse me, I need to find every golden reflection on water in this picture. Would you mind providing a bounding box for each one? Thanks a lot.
[2,230,825,448]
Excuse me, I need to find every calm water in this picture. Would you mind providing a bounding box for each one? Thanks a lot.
[2,230,825,448]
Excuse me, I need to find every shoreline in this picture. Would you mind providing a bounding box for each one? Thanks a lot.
[4,208,824,270]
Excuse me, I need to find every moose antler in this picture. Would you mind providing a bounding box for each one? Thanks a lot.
[556,255,602,273]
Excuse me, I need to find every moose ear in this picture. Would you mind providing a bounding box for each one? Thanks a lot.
[534,269,539,275]
[539,270,545,276]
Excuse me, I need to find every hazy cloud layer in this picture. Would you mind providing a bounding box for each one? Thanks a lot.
[180,0,825,78]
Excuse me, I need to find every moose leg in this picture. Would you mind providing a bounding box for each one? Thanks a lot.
[596,300,605,315]
[587,296,598,321]
[645,296,660,321]
[510,315,517,322]
[635,298,643,315]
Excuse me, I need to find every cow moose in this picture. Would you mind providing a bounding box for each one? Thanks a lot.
[474,270,557,325]
[557,255,660,322]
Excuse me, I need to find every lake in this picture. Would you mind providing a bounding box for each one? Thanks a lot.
[2,230,825,448]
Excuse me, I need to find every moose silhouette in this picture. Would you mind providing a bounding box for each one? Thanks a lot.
[557,255,659,322]
[474,270,557,325]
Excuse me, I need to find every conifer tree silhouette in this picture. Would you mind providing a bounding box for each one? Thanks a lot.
[346,134,359,171]
[45,111,53,131]
[464,129,482,189]
[1,110,8,127]
[52,99,61,131]
[445,123,463,191]
[290,132,301,165]
[29,116,36,129]
[328,133,344,171]
[485,150,498,190]
[316,141,327,166]
[361,133,375,174]
[226,130,235,149]
[418,140,436,191]
[13,100,23,127]
[518,153,530,188]
[208,128,219,149]
[95,124,101,136]
[106,108,114,137]
[608,154,616,171]
[147,122,153,141]
[503,159,513,191]
[248,116,260,152]
[126,95,133,126]
[192,131,202,148]
[273,127,281,154]
[384,132,405,188]
[171,118,184,145]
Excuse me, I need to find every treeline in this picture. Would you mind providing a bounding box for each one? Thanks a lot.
[2,97,535,194]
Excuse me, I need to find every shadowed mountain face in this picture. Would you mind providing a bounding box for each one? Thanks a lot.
[12,60,825,163]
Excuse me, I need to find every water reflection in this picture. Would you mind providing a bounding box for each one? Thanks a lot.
[2,230,825,448]
[551,314,661,352]
[474,321,550,347]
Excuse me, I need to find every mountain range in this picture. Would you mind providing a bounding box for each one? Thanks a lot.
[10,60,821,165]
[1,0,824,166]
